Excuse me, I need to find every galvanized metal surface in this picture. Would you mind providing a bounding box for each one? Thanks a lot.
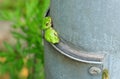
[45,0,120,79]
[51,39,105,64]
[45,42,102,79]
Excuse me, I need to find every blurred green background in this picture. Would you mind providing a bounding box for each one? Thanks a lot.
[0,0,50,79]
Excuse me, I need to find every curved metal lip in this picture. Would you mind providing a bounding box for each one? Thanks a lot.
[50,40,106,64]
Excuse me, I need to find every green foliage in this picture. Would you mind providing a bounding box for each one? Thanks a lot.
[0,0,50,79]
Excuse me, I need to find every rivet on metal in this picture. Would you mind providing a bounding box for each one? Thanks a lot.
[89,66,101,75]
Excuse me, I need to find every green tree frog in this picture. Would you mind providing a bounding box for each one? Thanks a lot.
[42,17,60,44]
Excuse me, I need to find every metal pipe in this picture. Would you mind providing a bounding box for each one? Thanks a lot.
[45,0,120,79]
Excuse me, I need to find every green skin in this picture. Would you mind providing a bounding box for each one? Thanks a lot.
[42,17,59,44]
[102,69,109,79]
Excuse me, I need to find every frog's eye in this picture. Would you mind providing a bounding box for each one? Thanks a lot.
[46,22,49,26]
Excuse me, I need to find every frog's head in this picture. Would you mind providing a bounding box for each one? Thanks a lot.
[42,17,52,30]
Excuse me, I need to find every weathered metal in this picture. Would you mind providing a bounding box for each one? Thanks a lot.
[51,39,105,64]
[45,0,120,79]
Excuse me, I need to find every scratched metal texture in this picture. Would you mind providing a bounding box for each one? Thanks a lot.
[45,0,120,79]
[45,42,102,79]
